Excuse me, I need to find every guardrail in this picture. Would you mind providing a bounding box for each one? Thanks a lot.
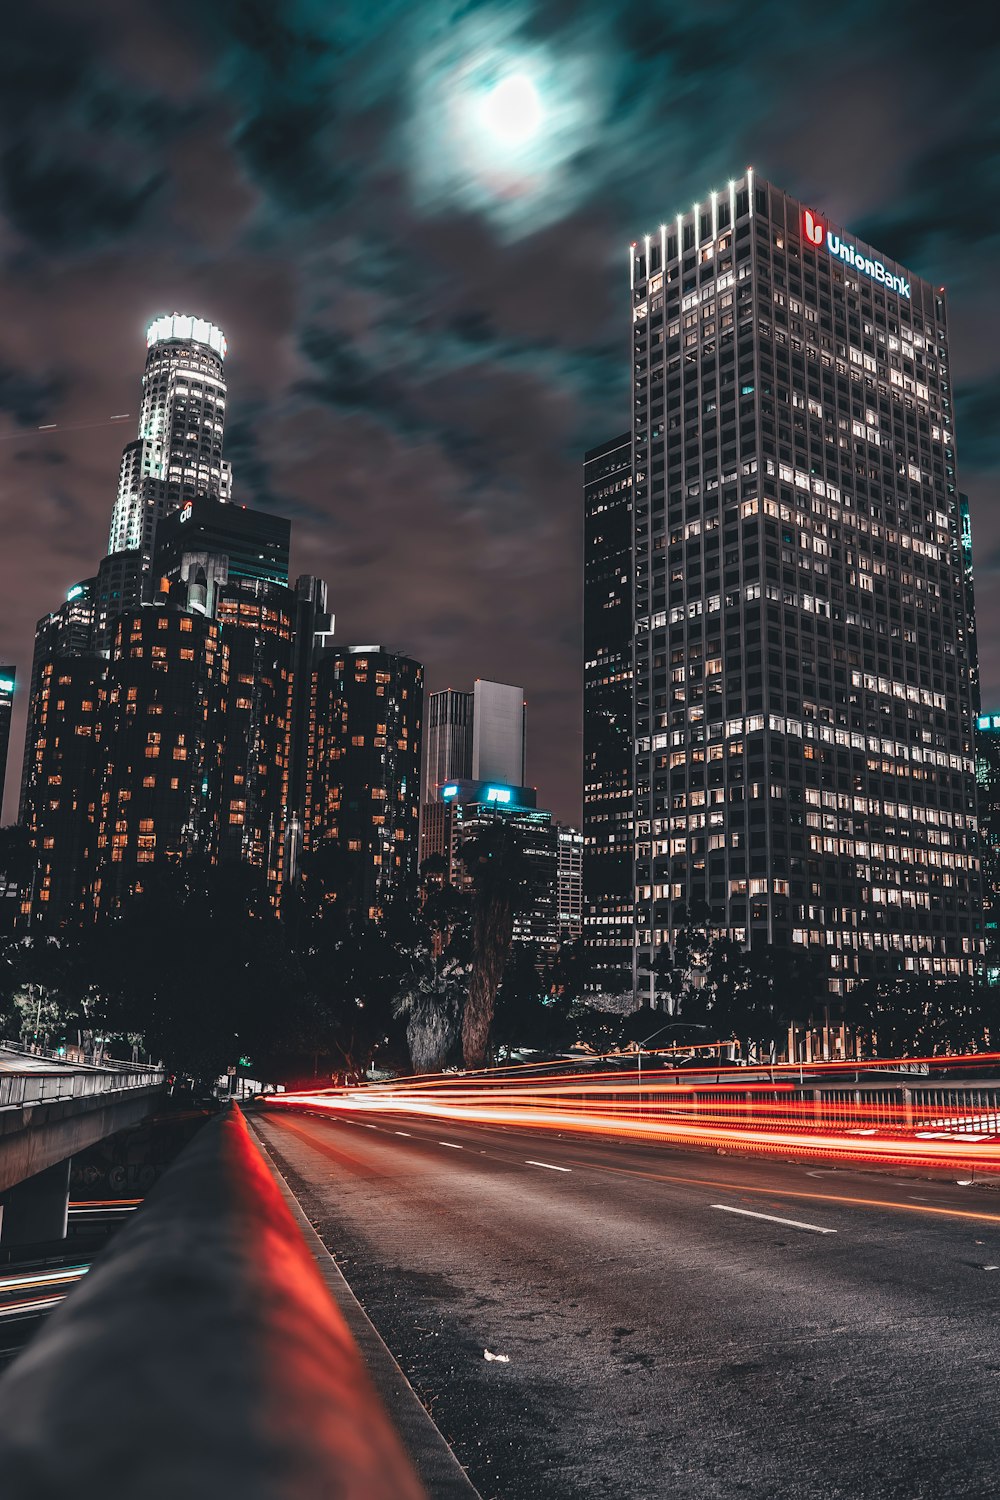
[0,1065,165,1110]
[0,1105,426,1499]
[0,1037,158,1073]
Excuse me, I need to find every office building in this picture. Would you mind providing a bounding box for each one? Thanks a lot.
[421,779,559,950]
[21,654,106,925]
[20,579,99,820]
[153,495,290,598]
[216,578,296,902]
[0,668,14,819]
[961,495,980,719]
[285,575,335,883]
[976,713,1000,984]
[424,689,474,797]
[108,314,231,563]
[91,605,228,916]
[472,680,525,785]
[629,172,980,996]
[583,434,635,993]
[420,679,525,868]
[557,825,584,943]
[304,647,423,921]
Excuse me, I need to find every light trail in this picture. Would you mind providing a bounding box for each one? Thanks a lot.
[267,1050,1000,1175]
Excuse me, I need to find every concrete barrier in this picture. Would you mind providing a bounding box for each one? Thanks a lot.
[0,1105,426,1500]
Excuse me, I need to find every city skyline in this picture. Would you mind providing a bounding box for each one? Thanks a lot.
[1,2,999,830]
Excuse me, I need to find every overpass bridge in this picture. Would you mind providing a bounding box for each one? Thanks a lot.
[0,1041,165,1245]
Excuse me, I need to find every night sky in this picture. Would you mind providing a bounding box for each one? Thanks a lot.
[1,0,998,825]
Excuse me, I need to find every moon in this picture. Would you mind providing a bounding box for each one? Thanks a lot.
[479,73,543,148]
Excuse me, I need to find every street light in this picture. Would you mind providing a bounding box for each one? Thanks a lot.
[635,1022,710,1093]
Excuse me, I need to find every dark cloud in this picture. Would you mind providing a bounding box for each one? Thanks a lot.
[1,0,1000,818]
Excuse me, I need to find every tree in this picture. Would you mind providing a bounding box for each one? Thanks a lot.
[459,824,538,1069]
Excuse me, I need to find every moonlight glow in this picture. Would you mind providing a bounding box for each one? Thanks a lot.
[409,7,601,237]
[480,73,543,146]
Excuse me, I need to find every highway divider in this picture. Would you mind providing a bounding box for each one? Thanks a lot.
[0,1104,427,1499]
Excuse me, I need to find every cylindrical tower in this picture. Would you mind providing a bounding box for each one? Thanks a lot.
[107,314,231,560]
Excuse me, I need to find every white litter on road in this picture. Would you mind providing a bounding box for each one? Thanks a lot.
[484,1349,510,1363]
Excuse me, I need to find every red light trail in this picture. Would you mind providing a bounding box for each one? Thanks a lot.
[267,1052,1000,1174]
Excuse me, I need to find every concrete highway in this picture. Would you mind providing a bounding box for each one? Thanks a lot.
[254,1107,1000,1500]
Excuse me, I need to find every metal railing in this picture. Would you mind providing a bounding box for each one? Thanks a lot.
[0,1064,165,1110]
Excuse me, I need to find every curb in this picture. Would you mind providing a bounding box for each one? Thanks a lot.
[248,1114,483,1500]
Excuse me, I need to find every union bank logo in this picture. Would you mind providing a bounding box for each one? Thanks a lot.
[803,208,824,246]
[801,207,910,299]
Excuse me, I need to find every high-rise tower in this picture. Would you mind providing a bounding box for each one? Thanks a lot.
[583,435,634,994]
[108,314,231,560]
[629,172,981,997]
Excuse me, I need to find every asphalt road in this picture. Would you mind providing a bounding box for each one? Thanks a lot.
[254,1107,1000,1500]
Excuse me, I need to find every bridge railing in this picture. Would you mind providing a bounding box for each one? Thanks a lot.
[0,1037,159,1073]
[0,1105,426,1500]
[0,1064,165,1110]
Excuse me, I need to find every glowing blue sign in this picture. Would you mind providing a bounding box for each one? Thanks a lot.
[442,784,458,798]
[67,584,85,601]
[0,678,13,695]
[485,786,512,804]
[978,714,1000,732]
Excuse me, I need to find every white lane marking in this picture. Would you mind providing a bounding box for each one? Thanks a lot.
[356,1123,378,1130]
[711,1205,837,1235]
[394,1131,412,1137]
[439,1141,463,1149]
[526,1160,571,1173]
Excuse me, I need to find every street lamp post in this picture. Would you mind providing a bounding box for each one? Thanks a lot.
[635,1022,711,1102]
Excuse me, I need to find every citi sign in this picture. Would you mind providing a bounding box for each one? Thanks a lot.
[803,209,910,299]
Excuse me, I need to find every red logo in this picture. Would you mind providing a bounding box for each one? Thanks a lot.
[803,208,824,246]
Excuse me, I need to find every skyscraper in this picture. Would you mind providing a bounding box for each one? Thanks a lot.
[472,680,525,786]
[424,689,474,797]
[420,679,525,868]
[304,647,424,921]
[421,778,559,950]
[153,495,290,599]
[583,435,634,994]
[90,605,227,916]
[97,314,232,649]
[216,578,296,904]
[976,712,1000,985]
[629,172,980,997]
[0,668,14,820]
[556,825,584,944]
[108,314,231,561]
[21,653,105,924]
[20,579,98,821]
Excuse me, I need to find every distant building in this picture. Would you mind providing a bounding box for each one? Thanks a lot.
[421,779,558,951]
[424,688,474,797]
[304,647,424,921]
[582,434,634,995]
[0,667,14,820]
[961,494,981,719]
[420,679,525,869]
[556,825,584,943]
[472,680,525,786]
[285,575,335,884]
[977,713,1000,984]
